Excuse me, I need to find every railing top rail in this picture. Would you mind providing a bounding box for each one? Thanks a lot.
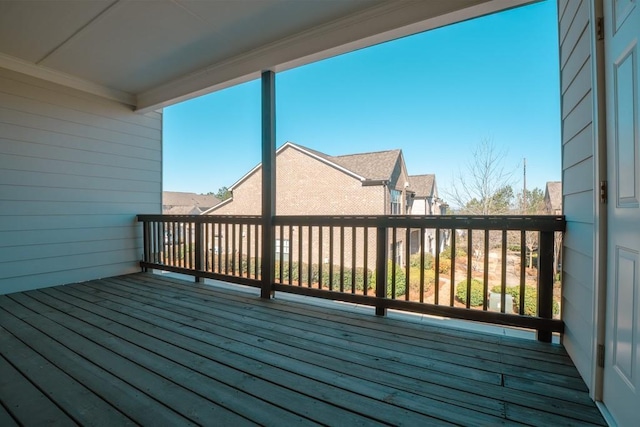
[137,214,565,232]
[274,215,566,232]
[137,214,262,225]
[138,215,566,231]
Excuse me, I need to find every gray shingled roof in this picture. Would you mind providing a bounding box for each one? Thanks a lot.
[293,142,401,181]
[331,149,402,181]
[226,142,406,191]
[408,174,435,198]
[545,181,562,213]
[163,191,220,214]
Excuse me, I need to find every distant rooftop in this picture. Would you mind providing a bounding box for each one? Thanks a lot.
[163,191,220,215]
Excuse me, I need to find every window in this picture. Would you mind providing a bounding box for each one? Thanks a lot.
[275,239,290,261]
[390,189,402,215]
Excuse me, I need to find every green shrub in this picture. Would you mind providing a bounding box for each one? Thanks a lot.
[408,267,435,296]
[409,253,434,270]
[456,279,486,306]
[370,261,406,298]
[322,266,374,292]
[440,246,467,260]
[491,285,560,316]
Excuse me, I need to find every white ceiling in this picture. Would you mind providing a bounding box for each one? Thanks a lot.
[0,0,533,112]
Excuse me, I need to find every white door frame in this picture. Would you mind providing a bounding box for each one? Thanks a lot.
[590,0,608,405]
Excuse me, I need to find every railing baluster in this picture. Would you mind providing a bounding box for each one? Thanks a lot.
[184,222,188,269]
[167,221,171,266]
[195,222,203,282]
[501,230,507,314]
[298,225,302,286]
[450,229,456,306]
[391,227,397,299]
[318,226,323,290]
[224,222,229,274]
[375,225,387,316]
[247,224,252,278]
[239,224,244,276]
[307,226,313,287]
[434,228,440,305]
[158,221,163,264]
[340,226,345,293]
[232,222,237,275]
[329,226,334,291]
[466,229,472,309]
[405,227,411,301]
[520,230,526,315]
[172,222,177,267]
[253,224,258,280]
[288,225,293,285]
[203,223,213,271]
[420,227,425,303]
[279,224,284,283]
[363,227,369,296]
[351,226,356,294]
[217,222,222,274]
[483,230,489,311]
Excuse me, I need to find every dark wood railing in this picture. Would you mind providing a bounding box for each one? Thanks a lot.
[138,214,565,341]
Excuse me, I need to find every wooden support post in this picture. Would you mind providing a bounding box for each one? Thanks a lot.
[194,222,204,283]
[261,70,276,299]
[537,230,554,342]
[375,225,388,316]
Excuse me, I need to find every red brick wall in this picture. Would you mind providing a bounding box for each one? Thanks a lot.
[210,145,386,215]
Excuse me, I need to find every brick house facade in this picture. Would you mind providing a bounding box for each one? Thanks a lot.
[204,142,439,274]
[208,142,411,216]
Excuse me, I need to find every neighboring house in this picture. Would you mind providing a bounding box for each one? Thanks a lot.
[408,174,448,255]
[205,142,441,267]
[544,181,562,215]
[206,141,412,217]
[162,191,220,215]
[162,192,220,244]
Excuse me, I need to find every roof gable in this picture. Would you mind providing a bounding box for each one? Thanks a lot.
[332,149,402,182]
[408,174,436,198]
[544,181,562,212]
[227,141,403,191]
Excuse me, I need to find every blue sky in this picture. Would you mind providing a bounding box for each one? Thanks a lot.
[163,0,560,199]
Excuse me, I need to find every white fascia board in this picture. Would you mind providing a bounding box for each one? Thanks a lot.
[0,52,136,106]
[137,0,536,113]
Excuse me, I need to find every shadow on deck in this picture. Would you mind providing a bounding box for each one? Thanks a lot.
[0,273,605,426]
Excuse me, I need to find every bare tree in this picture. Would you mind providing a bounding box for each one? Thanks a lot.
[519,188,545,268]
[444,138,518,265]
[446,138,517,215]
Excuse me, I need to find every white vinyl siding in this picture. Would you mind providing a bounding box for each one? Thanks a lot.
[0,67,162,294]
[558,0,598,392]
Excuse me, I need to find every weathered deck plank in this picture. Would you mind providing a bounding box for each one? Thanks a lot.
[0,349,74,427]
[100,274,604,425]
[0,273,606,426]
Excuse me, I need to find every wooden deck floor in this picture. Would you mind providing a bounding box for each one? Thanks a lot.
[0,273,605,426]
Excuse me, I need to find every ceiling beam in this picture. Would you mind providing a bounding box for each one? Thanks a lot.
[0,52,136,106]
[136,0,535,113]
